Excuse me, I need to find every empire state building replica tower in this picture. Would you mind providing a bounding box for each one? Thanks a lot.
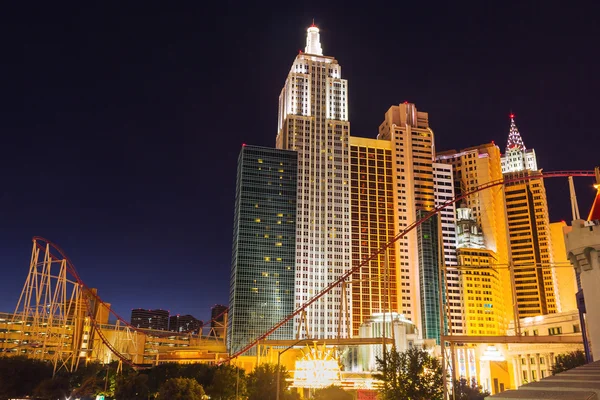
[276,24,351,339]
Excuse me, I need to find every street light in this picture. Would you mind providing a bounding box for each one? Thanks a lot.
[275,339,315,400]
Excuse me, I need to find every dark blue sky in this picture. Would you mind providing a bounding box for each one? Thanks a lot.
[0,2,598,322]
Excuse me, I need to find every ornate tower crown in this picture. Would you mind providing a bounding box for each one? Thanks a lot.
[506,114,526,152]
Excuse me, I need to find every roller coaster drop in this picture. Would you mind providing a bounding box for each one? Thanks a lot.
[0,170,595,373]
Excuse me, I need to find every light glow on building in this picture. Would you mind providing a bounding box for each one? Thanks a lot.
[480,345,505,361]
[293,343,341,388]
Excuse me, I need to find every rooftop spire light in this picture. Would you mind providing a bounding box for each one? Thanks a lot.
[305,21,323,56]
[506,113,526,152]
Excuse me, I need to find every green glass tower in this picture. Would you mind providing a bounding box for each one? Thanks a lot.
[228,145,297,354]
[416,209,442,344]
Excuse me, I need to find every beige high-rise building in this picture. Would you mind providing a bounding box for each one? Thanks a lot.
[377,103,436,339]
[349,137,397,336]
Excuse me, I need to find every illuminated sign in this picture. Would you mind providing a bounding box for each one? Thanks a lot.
[293,343,341,388]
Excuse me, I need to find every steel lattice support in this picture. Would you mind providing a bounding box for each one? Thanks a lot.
[6,240,84,375]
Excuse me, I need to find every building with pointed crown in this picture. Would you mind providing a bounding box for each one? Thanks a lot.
[501,115,537,173]
[500,115,560,316]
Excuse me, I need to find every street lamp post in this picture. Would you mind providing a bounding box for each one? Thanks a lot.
[275,339,315,400]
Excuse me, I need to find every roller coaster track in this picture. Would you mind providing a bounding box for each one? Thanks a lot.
[29,237,228,369]
[21,170,594,367]
[222,169,597,363]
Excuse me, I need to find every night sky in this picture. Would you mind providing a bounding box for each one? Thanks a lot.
[1,2,598,323]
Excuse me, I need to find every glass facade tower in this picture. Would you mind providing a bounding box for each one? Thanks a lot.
[228,145,297,354]
[416,210,442,343]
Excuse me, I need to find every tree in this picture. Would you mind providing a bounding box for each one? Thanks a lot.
[247,363,290,400]
[312,385,353,400]
[551,350,587,375]
[375,347,443,400]
[145,362,184,395]
[68,361,104,398]
[180,362,215,388]
[208,365,246,400]
[33,377,70,400]
[158,377,205,400]
[0,356,53,400]
[452,377,490,400]
[114,373,150,400]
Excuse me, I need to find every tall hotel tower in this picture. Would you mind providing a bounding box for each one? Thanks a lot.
[276,24,351,338]
[228,146,297,353]
[377,103,438,338]
[501,116,559,316]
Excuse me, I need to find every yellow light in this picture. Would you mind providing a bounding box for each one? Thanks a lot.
[293,343,341,388]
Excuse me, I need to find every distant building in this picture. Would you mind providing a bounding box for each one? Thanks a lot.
[130,309,169,331]
[169,314,202,334]
[211,304,228,329]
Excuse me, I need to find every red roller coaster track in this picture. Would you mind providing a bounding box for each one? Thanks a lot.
[222,170,597,363]
[26,170,596,367]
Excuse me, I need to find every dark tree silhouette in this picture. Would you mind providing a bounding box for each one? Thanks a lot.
[551,350,587,375]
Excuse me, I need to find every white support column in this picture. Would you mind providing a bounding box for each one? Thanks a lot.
[512,358,520,387]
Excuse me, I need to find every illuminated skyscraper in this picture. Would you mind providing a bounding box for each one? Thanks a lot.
[349,137,397,336]
[455,204,506,335]
[377,103,436,334]
[500,116,559,316]
[276,24,351,338]
[437,143,511,326]
[434,163,465,336]
[228,145,297,353]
